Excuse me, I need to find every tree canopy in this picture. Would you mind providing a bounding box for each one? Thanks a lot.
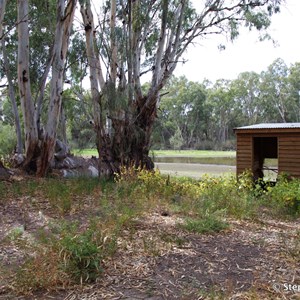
[152,58,300,150]
[0,0,286,175]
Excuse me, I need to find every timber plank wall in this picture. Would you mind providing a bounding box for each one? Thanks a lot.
[235,124,300,179]
[278,134,300,177]
[236,134,252,176]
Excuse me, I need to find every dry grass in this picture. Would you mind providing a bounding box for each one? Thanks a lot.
[0,171,299,299]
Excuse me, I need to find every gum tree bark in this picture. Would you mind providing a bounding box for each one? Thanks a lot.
[37,0,77,176]
[79,0,281,176]
[17,0,39,169]
[80,0,119,176]
[0,0,23,157]
[2,40,23,156]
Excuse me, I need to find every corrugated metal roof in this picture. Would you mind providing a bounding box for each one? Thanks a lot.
[235,123,300,130]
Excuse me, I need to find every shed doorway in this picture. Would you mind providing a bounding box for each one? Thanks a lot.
[235,123,300,179]
[252,137,278,181]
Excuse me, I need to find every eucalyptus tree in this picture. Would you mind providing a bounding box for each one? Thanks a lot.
[0,0,22,156]
[230,71,262,125]
[286,62,300,121]
[37,0,77,176]
[78,0,282,174]
[259,58,295,122]
[17,0,39,169]
[0,0,57,168]
[0,0,285,176]
[206,79,237,145]
[2,0,57,123]
[14,0,77,174]
[155,76,208,149]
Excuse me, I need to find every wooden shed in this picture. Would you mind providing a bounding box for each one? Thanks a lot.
[234,123,300,180]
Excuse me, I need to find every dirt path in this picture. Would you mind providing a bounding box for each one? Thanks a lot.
[0,173,298,299]
[66,215,299,300]
[1,199,299,299]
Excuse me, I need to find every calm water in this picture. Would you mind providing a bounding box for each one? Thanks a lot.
[154,156,236,165]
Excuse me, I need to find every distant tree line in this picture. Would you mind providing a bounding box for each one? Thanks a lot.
[151,58,300,151]
[2,57,299,155]
[0,0,284,174]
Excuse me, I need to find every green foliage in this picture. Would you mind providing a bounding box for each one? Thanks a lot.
[1,0,56,85]
[115,167,261,221]
[0,124,16,156]
[61,90,95,150]
[15,220,117,293]
[0,0,289,166]
[67,31,88,84]
[44,179,72,214]
[152,57,300,151]
[190,174,259,219]
[1,98,17,126]
[170,128,184,150]
[7,169,300,295]
[55,223,103,282]
[265,175,300,215]
[182,212,229,234]
[114,166,300,221]
[259,58,294,122]
[6,226,24,241]
[156,76,209,149]
[245,11,271,30]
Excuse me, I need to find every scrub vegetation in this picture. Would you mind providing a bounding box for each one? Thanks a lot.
[0,170,299,299]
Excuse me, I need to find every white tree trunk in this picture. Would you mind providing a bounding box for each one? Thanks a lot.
[2,39,23,155]
[17,0,38,167]
[80,0,116,175]
[37,0,77,176]
[80,0,102,116]
[110,0,117,84]
[1,1,23,156]
[35,46,54,138]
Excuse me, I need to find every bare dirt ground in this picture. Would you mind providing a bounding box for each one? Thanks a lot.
[1,186,300,300]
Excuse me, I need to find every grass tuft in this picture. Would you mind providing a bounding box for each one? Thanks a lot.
[182,212,229,234]
[5,168,300,296]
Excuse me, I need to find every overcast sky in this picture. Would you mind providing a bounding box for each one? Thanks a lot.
[174,0,300,83]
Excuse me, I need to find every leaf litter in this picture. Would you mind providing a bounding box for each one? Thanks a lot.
[0,178,299,300]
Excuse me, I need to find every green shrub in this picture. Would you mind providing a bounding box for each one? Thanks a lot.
[58,224,103,282]
[182,211,229,234]
[71,177,100,195]
[43,179,72,214]
[265,175,300,216]
[0,124,16,156]
[10,170,300,295]
[15,221,115,293]
[195,174,258,219]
